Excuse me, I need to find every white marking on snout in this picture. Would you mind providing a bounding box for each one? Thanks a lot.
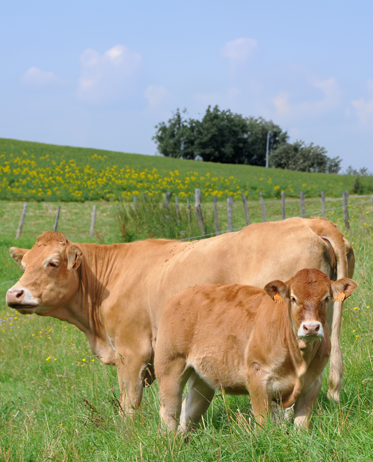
[298,321,324,339]
[8,285,39,306]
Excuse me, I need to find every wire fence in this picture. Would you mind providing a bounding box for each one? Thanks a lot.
[180,197,373,241]
[1,194,372,286]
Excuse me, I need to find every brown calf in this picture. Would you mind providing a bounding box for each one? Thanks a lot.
[155,269,357,432]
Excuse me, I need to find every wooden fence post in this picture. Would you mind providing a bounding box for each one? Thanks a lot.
[213,196,220,236]
[175,196,180,223]
[133,196,138,214]
[300,192,306,218]
[260,193,267,222]
[343,191,350,230]
[241,193,250,225]
[321,191,325,218]
[195,189,205,235]
[227,196,234,232]
[164,191,171,209]
[53,206,61,232]
[281,192,286,220]
[90,205,97,238]
[16,202,28,239]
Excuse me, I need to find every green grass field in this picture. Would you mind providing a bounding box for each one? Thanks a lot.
[1,197,373,461]
[1,138,373,203]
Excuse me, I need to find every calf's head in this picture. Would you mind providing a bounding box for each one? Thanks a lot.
[264,268,357,343]
[6,232,83,315]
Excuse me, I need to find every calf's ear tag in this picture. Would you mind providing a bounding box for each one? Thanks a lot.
[334,291,345,302]
[274,293,285,305]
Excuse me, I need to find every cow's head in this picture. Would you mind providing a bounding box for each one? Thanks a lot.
[264,268,357,344]
[6,232,83,315]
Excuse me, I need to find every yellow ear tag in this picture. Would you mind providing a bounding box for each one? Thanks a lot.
[274,293,285,305]
[334,292,345,302]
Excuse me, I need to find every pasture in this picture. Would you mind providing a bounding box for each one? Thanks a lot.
[1,138,373,203]
[1,197,373,461]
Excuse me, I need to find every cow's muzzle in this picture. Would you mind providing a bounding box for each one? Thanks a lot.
[6,287,39,311]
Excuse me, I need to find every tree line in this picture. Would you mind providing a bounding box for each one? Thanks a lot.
[153,106,342,174]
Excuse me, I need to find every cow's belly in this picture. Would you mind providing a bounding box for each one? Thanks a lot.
[189,350,248,391]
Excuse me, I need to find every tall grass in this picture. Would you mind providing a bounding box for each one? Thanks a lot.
[117,196,215,242]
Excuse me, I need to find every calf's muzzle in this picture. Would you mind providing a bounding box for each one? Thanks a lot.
[298,321,323,339]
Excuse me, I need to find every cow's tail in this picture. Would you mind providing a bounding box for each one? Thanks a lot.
[326,237,355,403]
[311,219,350,402]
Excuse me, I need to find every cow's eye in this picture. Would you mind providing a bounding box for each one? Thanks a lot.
[291,296,297,304]
[48,261,59,268]
[325,296,330,303]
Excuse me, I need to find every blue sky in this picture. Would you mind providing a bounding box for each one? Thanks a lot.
[1,0,373,170]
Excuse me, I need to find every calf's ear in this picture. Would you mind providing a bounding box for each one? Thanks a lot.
[264,280,289,305]
[10,247,29,268]
[332,278,357,302]
[66,244,83,271]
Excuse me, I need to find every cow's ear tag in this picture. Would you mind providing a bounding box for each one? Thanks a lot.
[274,293,285,305]
[334,291,345,302]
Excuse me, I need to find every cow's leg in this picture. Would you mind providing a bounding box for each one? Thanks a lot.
[116,347,153,415]
[179,371,215,433]
[293,378,322,429]
[247,375,272,427]
[157,358,192,432]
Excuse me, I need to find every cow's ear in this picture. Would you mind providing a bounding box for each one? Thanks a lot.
[332,278,357,302]
[264,280,289,305]
[10,247,29,268]
[66,245,83,271]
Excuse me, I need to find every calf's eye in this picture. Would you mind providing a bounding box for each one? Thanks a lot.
[48,261,59,268]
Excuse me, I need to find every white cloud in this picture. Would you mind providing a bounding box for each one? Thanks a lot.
[20,67,68,87]
[144,85,168,107]
[273,78,340,119]
[77,44,143,103]
[221,38,257,62]
[351,97,373,125]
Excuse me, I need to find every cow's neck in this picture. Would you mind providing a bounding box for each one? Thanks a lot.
[48,243,127,363]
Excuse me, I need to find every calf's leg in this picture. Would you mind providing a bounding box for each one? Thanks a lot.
[179,371,215,433]
[247,374,272,427]
[294,378,322,429]
[156,357,192,432]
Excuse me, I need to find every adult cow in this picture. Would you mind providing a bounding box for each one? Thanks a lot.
[155,269,357,432]
[6,217,353,412]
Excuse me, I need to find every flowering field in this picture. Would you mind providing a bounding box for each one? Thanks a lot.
[1,138,372,203]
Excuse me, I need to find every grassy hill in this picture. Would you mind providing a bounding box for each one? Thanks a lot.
[0,138,371,202]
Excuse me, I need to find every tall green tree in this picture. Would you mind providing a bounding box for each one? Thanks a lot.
[192,106,252,164]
